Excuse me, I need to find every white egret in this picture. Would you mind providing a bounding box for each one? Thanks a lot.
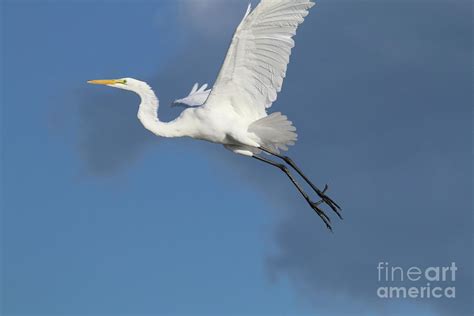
[88,0,342,230]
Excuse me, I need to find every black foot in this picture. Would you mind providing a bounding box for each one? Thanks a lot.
[315,184,343,220]
[308,199,333,231]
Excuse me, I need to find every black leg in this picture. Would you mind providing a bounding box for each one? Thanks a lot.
[259,147,342,219]
[253,155,333,231]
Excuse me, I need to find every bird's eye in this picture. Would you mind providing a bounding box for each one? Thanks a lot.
[122,80,127,84]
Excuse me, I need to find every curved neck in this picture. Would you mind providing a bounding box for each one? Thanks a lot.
[135,83,183,138]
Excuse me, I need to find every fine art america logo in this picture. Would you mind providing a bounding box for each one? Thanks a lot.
[377,262,457,299]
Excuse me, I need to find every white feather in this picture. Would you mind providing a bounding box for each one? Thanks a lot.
[203,0,315,120]
[173,82,211,107]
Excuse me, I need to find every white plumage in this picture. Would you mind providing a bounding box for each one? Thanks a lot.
[180,0,313,155]
[206,1,314,114]
[173,83,210,107]
[88,0,343,231]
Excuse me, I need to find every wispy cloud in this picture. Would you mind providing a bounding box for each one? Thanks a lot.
[76,88,157,176]
[178,0,252,38]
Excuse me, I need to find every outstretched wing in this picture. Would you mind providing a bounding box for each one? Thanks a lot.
[203,0,315,119]
[173,83,211,107]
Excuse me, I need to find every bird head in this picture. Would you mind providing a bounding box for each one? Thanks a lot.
[87,77,141,92]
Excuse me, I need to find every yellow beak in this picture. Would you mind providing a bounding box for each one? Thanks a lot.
[87,79,120,85]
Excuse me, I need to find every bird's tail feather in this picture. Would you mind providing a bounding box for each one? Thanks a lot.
[248,112,297,154]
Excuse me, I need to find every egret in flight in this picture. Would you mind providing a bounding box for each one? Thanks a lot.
[88,0,342,230]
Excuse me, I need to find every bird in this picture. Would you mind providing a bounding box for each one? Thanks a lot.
[88,0,342,230]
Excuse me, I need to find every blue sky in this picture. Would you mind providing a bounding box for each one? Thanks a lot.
[1,1,472,316]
